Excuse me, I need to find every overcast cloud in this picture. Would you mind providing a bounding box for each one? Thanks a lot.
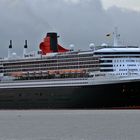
[102,0,140,11]
[0,0,140,57]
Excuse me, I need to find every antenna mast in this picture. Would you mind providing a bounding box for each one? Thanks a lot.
[113,27,120,47]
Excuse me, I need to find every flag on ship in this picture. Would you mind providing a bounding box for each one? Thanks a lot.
[106,33,111,37]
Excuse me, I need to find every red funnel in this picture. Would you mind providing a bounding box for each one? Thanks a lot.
[39,33,69,55]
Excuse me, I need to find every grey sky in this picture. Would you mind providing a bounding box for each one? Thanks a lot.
[102,0,140,11]
[0,0,140,57]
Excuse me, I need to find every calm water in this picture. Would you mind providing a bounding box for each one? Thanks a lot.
[0,110,139,140]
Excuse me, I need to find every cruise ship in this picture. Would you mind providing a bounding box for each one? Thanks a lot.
[0,29,140,109]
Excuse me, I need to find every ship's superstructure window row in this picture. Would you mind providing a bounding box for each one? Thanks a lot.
[95,52,140,55]
[0,52,101,79]
[0,44,140,81]
[97,49,140,76]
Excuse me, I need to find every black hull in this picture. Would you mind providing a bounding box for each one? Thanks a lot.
[0,80,140,109]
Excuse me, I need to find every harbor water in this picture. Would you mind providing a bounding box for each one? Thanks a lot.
[0,110,139,140]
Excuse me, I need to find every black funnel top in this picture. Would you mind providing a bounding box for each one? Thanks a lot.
[47,32,58,52]
[24,40,28,48]
[9,40,12,49]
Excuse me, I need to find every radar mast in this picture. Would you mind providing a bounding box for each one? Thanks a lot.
[113,27,120,47]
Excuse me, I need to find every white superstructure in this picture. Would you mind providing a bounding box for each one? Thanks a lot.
[0,28,139,84]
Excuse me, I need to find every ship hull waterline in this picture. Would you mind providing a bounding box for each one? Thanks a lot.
[0,80,139,109]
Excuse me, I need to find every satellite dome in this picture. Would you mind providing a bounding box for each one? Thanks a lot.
[12,52,17,56]
[89,43,95,50]
[101,43,108,47]
[69,44,75,51]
